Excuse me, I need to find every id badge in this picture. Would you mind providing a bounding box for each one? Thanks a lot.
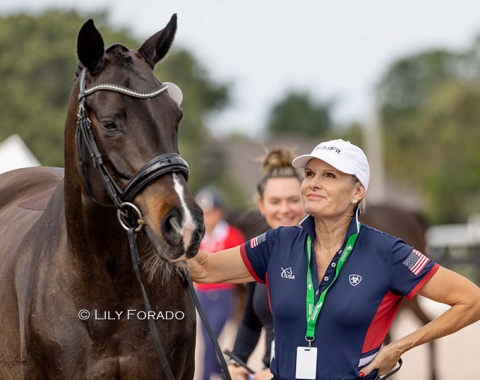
[295,346,317,379]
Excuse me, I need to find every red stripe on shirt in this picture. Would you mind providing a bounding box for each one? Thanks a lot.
[240,243,265,284]
[362,291,402,353]
[265,273,273,314]
[406,263,440,300]
[362,263,440,353]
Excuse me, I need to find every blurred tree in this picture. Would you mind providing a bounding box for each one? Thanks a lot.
[0,11,231,194]
[376,50,473,115]
[375,46,480,223]
[333,121,364,148]
[420,80,480,223]
[266,90,334,138]
[156,49,230,191]
[0,11,110,166]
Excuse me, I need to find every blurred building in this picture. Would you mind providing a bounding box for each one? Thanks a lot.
[225,135,315,204]
[225,134,423,211]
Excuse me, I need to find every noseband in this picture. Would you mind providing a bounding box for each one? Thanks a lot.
[76,68,189,229]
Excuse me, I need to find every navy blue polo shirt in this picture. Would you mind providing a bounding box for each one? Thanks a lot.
[240,213,438,380]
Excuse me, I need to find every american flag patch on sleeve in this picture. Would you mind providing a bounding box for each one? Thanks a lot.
[403,249,429,275]
[250,232,267,248]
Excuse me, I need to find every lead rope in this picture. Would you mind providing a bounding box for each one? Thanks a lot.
[127,227,175,380]
[375,358,403,379]
[185,269,232,380]
[127,223,231,380]
[120,205,230,380]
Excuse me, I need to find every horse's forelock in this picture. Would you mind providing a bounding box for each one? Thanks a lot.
[75,44,134,78]
[104,44,135,71]
[106,43,129,53]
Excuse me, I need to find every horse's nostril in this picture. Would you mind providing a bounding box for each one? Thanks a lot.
[168,215,181,232]
[161,208,203,251]
[161,211,182,245]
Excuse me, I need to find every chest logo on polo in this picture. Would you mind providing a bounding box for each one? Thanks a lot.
[281,267,295,280]
[349,274,362,286]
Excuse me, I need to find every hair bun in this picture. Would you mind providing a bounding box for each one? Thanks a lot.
[262,148,295,173]
[256,147,301,197]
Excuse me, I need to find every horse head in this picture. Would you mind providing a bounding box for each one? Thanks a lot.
[66,15,204,270]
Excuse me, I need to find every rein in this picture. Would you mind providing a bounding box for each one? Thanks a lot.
[76,68,231,380]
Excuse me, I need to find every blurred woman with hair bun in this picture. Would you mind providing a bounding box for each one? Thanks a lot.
[227,147,305,380]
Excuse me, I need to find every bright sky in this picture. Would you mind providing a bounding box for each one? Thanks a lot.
[2,0,480,137]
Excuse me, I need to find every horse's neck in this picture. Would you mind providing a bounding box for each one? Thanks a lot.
[64,181,129,259]
[62,100,134,282]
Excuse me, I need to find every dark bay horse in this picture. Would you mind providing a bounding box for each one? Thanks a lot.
[0,15,204,379]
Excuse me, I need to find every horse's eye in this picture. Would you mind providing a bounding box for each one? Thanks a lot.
[100,119,117,131]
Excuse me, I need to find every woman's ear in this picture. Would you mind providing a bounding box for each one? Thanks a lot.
[354,184,366,202]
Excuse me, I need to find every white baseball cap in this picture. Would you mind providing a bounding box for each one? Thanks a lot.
[292,139,370,191]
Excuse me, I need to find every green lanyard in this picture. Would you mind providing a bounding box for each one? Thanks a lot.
[305,224,361,342]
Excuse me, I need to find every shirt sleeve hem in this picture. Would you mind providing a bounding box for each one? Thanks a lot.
[240,243,265,284]
[406,263,440,300]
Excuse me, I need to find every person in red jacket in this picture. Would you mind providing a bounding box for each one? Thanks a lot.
[195,187,246,380]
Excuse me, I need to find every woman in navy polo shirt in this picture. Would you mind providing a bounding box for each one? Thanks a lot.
[189,139,480,380]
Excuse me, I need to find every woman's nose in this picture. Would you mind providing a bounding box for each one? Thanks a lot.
[278,201,289,213]
[309,175,322,189]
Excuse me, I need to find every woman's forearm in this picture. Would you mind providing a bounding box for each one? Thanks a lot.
[392,298,479,356]
[394,267,480,354]
[360,266,480,377]
[188,247,255,284]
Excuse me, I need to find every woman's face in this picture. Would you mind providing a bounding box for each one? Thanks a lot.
[301,158,364,219]
[258,177,305,229]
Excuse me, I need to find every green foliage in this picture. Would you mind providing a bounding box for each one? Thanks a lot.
[332,121,364,148]
[376,46,480,223]
[0,10,238,198]
[376,49,473,115]
[266,91,334,138]
[420,81,480,223]
[154,49,230,191]
[0,11,137,167]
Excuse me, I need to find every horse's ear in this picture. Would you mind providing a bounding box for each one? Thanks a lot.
[77,19,105,75]
[138,14,177,69]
